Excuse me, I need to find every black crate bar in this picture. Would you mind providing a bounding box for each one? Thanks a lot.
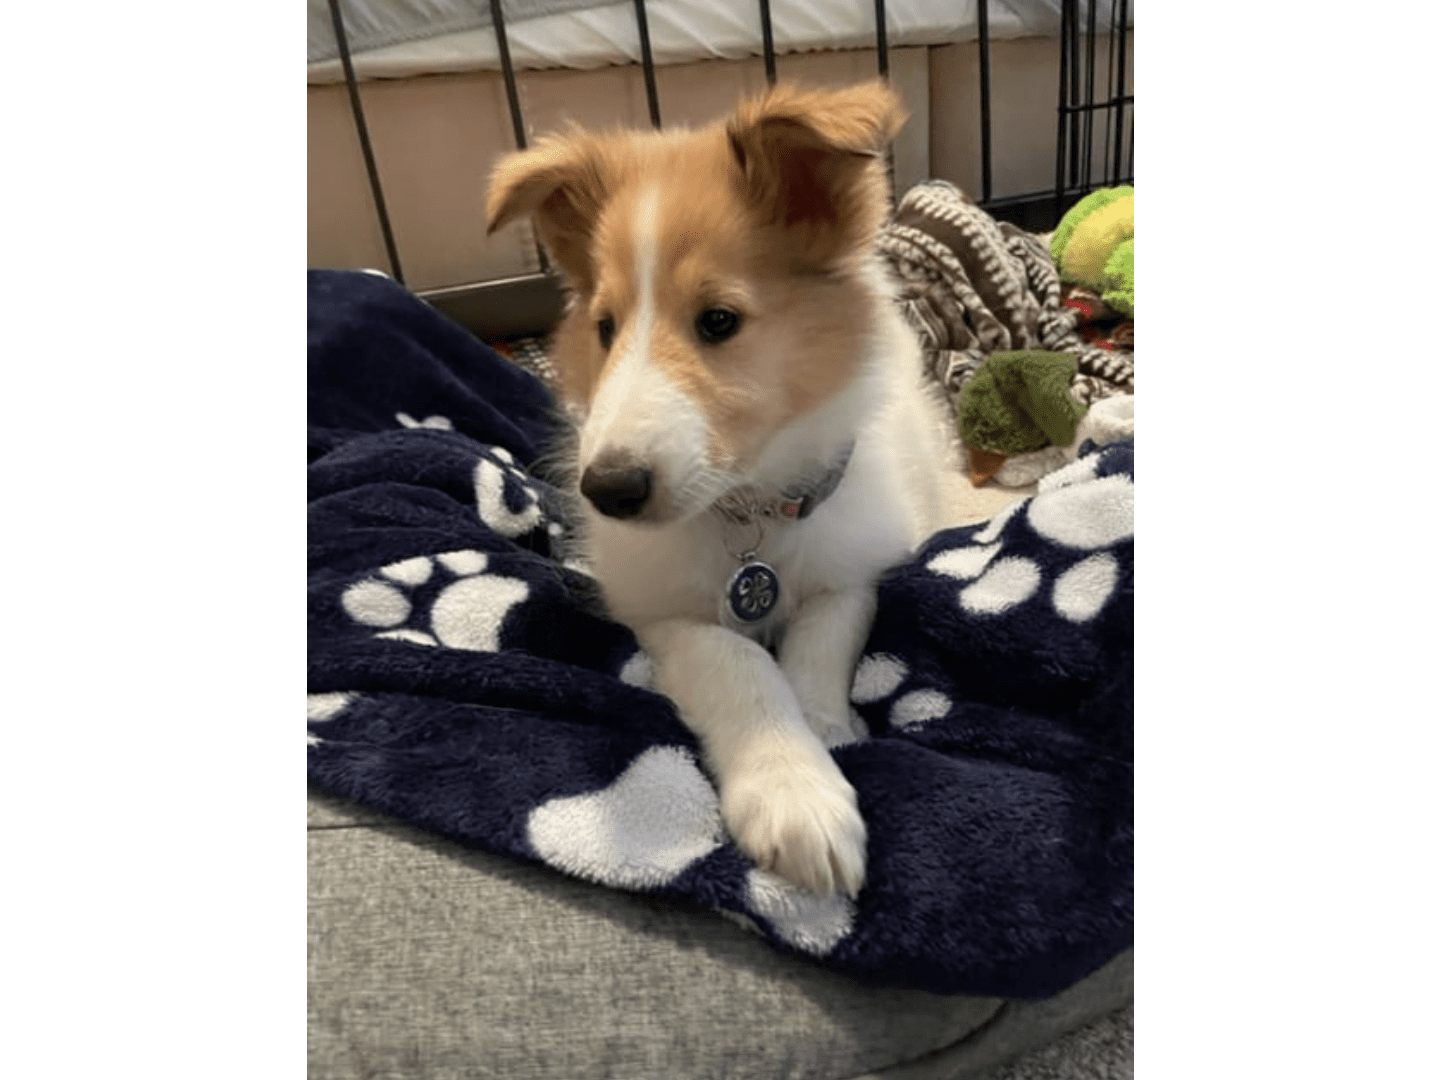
[1054,1,1133,221]
[488,0,550,272]
[634,0,662,128]
[1096,0,1132,189]
[1065,0,1081,190]
[489,0,529,151]
[1082,0,1097,192]
[873,0,890,78]
[977,0,993,204]
[758,0,777,84]
[872,0,897,204]
[1114,0,1130,184]
[1125,109,1133,180]
[1101,0,1119,184]
[328,0,406,284]
[1054,0,1069,221]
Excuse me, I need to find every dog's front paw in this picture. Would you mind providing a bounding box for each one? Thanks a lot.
[721,735,867,898]
[803,705,869,749]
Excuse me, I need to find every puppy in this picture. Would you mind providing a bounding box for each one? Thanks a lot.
[486,81,1019,897]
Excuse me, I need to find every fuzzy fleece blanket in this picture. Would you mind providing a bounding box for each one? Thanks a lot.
[307,268,1133,1000]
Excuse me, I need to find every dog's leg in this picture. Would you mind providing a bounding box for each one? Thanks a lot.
[777,588,874,749]
[637,618,867,898]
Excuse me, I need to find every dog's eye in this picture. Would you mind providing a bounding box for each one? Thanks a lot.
[597,317,616,350]
[695,308,741,345]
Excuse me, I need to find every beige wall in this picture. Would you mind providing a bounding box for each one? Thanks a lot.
[307,36,1133,290]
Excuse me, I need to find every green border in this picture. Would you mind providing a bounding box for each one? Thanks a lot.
[1140,4,1434,1077]
[5,4,292,1077]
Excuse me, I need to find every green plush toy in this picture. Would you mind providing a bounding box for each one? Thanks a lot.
[959,350,1088,483]
[1050,185,1133,317]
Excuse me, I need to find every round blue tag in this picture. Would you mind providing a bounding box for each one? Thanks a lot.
[726,561,780,623]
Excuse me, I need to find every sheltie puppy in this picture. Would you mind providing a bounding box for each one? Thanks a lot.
[486,80,1019,897]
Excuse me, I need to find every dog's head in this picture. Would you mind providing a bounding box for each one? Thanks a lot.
[486,81,906,523]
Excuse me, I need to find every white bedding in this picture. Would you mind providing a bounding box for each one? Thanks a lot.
[308,0,1103,84]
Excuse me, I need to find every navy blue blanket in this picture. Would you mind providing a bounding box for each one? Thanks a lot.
[307,269,1133,1000]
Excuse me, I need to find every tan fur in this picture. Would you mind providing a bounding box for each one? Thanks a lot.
[486,126,620,295]
[726,80,906,267]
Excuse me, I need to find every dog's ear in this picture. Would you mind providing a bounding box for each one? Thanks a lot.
[486,128,610,293]
[726,80,907,264]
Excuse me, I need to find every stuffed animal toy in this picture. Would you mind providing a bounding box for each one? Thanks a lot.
[1050,186,1133,317]
[959,350,1086,454]
[959,350,1137,487]
[959,350,1088,485]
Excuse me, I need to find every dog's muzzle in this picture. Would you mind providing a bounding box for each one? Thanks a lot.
[580,455,653,519]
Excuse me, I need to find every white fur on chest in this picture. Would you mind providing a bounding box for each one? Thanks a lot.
[586,520,897,643]
[584,395,936,636]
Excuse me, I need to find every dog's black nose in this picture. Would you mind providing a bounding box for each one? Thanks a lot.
[580,460,653,519]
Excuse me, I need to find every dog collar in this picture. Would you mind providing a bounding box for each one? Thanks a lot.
[712,442,855,626]
[711,441,855,526]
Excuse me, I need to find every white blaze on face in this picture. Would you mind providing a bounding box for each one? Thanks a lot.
[579,186,709,506]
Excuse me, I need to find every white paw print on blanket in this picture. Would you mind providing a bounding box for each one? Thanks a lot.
[341,549,529,651]
[526,745,724,889]
[850,463,1132,733]
[927,467,1132,621]
[851,653,954,732]
[743,868,856,955]
[394,419,557,544]
[306,691,357,748]
[525,743,857,955]
[396,411,453,430]
[617,649,654,689]
[473,445,550,539]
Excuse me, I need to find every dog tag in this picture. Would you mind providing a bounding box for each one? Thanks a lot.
[726,560,780,623]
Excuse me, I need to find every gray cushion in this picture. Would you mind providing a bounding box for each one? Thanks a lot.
[310,786,1131,1080]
